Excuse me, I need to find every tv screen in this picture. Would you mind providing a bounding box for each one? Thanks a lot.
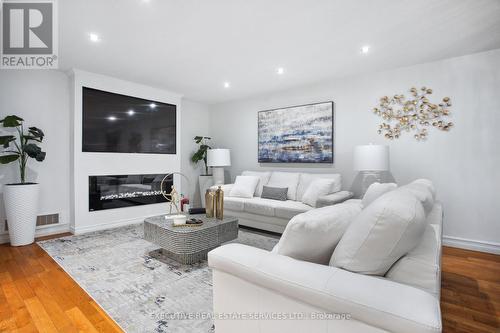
[82,87,176,154]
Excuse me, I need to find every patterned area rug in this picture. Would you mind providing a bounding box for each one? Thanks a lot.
[38,224,279,333]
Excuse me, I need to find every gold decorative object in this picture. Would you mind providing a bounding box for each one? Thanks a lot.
[160,172,191,215]
[215,186,224,220]
[205,189,215,218]
[373,87,453,141]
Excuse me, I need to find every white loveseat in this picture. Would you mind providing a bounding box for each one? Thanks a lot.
[209,181,443,333]
[213,171,353,233]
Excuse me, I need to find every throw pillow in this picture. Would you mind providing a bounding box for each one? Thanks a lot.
[273,202,363,265]
[296,173,341,201]
[399,181,435,216]
[242,171,272,197]
[266,172,300,200]
[362,182,398,207]
[330,188,426,276]
[413,178,436,199]
[261,186,288,201]
[301,178,335,207]
[229,176,260,198]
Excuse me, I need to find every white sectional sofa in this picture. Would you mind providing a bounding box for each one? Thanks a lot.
[213,171,353,233]
[209,180,443,333]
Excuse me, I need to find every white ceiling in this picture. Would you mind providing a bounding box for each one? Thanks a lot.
[59,0,500,104]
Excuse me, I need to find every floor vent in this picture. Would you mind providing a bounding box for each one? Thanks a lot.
[4,213,59,231]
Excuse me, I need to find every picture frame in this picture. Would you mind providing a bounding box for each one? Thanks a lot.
[258,101,334,163]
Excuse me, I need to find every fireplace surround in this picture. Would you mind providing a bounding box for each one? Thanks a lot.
[89,174,173,211]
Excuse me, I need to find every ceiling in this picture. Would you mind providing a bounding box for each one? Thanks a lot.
[59,0,500,104]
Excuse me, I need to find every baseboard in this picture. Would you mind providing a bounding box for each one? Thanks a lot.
[70,216,144,234]
[0,223,70,244]
[443,235,500,255]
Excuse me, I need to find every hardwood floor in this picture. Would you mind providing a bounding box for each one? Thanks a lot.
[441,247,500,333]
[0,234,498,332]
[0,234,123,333]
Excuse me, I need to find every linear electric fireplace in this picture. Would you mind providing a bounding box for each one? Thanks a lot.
[89,174,173,211]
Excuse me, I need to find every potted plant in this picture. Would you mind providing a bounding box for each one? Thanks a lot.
[191,136,212,207]
[0,115,46,246]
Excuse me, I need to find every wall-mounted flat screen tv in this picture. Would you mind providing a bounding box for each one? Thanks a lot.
[82,87,176,154]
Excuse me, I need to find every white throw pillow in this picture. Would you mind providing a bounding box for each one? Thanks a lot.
[241,171,271,197]
[229,176,260,198]
[296,173,341,201]
[413,179,436,199]
[266,172,300,201]
[399,181,435,216]
[330,188,426,276]
[301,179,335,207]
[273,202,363,265]
[362,182,398,207]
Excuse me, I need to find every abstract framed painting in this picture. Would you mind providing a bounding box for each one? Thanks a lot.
[258,101,334,163]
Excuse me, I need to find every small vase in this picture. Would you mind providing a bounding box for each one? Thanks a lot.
[205,190,215,218]
[4,183,39,246]
[215,186,224,220]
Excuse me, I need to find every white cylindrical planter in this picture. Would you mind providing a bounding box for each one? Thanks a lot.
[198,175,213,208]
[4,183,39,246]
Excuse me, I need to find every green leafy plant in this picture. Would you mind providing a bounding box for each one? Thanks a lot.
[191,136,211,175]
[0,115,46,184]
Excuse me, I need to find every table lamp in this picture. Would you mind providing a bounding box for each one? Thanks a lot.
[207,149,231,185]
[350,144,396,198]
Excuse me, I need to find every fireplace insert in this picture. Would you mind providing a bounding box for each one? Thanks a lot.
[89,174,173,211]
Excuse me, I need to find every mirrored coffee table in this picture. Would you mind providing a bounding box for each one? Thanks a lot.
[144,214,239,264]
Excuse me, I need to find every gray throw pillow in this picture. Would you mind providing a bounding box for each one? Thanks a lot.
[261,186,288,201]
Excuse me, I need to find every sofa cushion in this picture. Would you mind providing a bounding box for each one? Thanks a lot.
[242,171,272,197]
[297,173,341,201]
[260,186,288,201]
[267,172,300,201]
[274,200,313,219]
[413,178,436,199]
[273,202,363,265]
[385,223,441,297]
[244,198,278,217]
[229,176,260,198]
[330,188,427,276]
[399,180,435,216]
[224,197,247,212]
[301,178,336,207]
[362,182,397,207]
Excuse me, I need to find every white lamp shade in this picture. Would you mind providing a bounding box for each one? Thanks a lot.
[353,145,390,171]
[207,149,231,167]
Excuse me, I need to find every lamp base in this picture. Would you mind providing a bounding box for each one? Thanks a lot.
[350,171,396,198]
[212,167,225,185]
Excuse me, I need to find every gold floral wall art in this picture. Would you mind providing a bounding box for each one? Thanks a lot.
[373,87,453,140]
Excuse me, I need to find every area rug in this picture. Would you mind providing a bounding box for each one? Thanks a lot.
[38,224,279,333]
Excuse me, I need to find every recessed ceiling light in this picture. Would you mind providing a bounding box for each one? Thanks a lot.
[89,33,100,42]
[361,45,370,54]
[223,82,230,88]
[107,116,117,121]
[276,67,285,75]
[128,109,135,116]
[149,103,157,109]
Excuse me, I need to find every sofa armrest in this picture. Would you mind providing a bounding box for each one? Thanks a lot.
[209,244,441,333]
[210,184,234,196]
[316,191,354,208]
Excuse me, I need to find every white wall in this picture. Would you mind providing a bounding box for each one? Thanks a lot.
[209,48,500,253]
[180,99,211,207]
[70,70,183,234]
[0,71,71,239]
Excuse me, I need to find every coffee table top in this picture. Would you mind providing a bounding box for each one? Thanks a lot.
[144,214,238,234]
